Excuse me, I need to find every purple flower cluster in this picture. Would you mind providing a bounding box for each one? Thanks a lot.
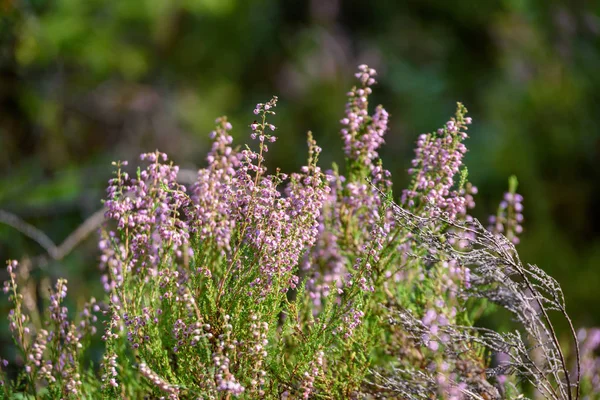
[29,329,50,378]
[104,151,191,276]
[303,172,345,309]
[489,189,524,245]
[191,117,240,251]
[300,350,325,399]
[212,315,245,396]
[101,352,119,390]
[335,307,365,339]
[245,314,269,396]
[340,65,391,184]
[304,65,394,312]
[420,306,452,352]
[232,110,329,294]
[402,106,474,220]
[0,358,7,387]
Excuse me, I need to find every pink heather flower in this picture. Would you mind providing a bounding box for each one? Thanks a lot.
[337,307,365,339]
[428,340,440,351]
[240,133,329,295]
[423,309,437,326]
[401,103,474,220]
[104,151,191,278]
[303,67,396,311]
[191,117,240,251]
[300,350,325,399]
[488,178,524,245]
[340,65,391,182]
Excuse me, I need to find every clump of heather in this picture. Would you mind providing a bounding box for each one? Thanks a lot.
[1,65,586,399]
[2,260,100,398]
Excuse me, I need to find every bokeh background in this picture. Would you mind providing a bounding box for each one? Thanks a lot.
[1,0,599,342]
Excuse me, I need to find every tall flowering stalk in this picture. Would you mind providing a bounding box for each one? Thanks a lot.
[489,175,525,245]
[304,64,393,313]
[402,103,474,220]
[190,116,240,252]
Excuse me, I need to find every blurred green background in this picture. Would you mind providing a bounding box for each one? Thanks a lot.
[1,0,599,340]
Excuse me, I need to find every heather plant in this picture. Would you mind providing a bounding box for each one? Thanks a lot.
[2,260,101,398]
[0,65,590,399]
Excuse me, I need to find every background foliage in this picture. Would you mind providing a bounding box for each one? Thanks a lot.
[1,0,599,346]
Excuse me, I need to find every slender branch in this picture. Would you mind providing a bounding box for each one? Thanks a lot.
[1,208,107,262]
[0,209,62,259]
